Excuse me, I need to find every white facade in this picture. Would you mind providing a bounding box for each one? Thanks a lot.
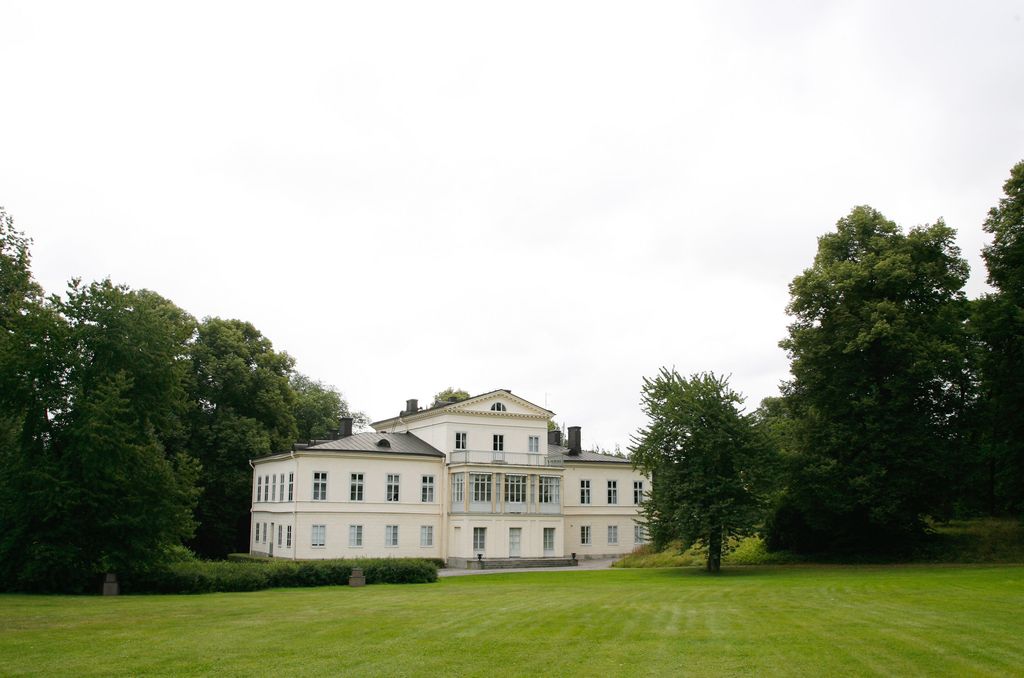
[250,390,648,565]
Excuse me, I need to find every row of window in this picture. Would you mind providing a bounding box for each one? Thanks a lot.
[453,432,542,453]
[258,472,437,503]
[254,522,293,548]
[312,524,434,548]
[451,473,560,504]
[578,524,647,546]
[579,480,644,505]
[256,473,294,503]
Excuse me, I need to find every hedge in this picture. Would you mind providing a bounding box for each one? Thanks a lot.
[123,557,438,594]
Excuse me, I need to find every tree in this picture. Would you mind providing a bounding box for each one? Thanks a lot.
[291,373,367,441]
[0,215,200,590]
[432,387,470,407]
[769,206,971,554]
[630,369,775,573]
[974,160,1024,514]
[187,318,298,557]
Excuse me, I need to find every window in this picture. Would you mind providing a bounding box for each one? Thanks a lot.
[539,476,559,504]
[286,525,292,547]
[312,524,326,548]
[277,524,283,546]
[580,479,591,504]
[287,473,294,501]
[543,527,555,552]
[581,525,591,545]
[255,523,260,542]
[455,432,467,450]
[420,525,433,547]
[386,474,400,502]
[473,527,486,552]
[634,480,644,504]
[385,525,398,547]
[528,435,540,453]
[490,402,506,411]
[312,472,328,501]
[271,474,277,502]
[262,523,267,544]
[452,473,465,504]
[608,525,618,545]
[634,524,646,544]
[471,473,492,502]
[492,434,504,452]
[505,474,526,503]
[256,477,262,502]
[421,475,435,502]
[349,525,363,547]
[607,480,618,505]
[350,473,364,501]
[279,475,284,502]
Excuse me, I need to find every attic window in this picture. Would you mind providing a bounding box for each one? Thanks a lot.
[490,402,507,412]
[376,439,391,448]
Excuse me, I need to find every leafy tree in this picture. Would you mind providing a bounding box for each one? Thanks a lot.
[769,206,971,554]
[974,160,1024,514]
[187,318,298,557]
[432,387,470,407]
[631,369,776,573]
[0,214,200,591]
[291,372,367,440]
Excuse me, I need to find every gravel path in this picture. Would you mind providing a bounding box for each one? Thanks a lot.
[438,557,618,577]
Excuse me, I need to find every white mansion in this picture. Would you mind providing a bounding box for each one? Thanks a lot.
[250,389,648,566]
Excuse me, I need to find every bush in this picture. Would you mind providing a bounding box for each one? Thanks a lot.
[612,541,702,568]
[724,536,801,565]
[123,557,438,594]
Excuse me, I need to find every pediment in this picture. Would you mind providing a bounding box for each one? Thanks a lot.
[447,390,553,418]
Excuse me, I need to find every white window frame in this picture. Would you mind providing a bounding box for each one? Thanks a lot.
[286,525,292,547]
[349,524,363,547]
[490,402,506,411]
[539,476,559,504]
[492,434,504,452]
[528,435,540,453]
[420,525,433,547]
[421,475,435,503]
[581,525,591,545]
[311,524,326,548]
[262,522,267,544]
[607,480,618,505]
[271,474,277,502]
[634,524,646,544]
[473,526,486,553]
[543,527,555,552]
[256,476,262,502]
[277,524,283,546]
[505,474,527,503]
[385,524,399,547]
[455,431,468,450]
[350,473,364,501]
[386,473,400,502]
[288,472,294,501]
[580,479,591,505]
[608,525,618,545]
[312,472,328,501]
[634,480,644,504]
[452,473,465,504]
[279,475,284,502]
[471,473,492,502]
[255,523,260,542]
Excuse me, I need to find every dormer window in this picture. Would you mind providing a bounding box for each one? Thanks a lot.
[490,402,506,412]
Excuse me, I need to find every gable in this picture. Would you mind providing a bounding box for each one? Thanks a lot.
[450,390,552,418]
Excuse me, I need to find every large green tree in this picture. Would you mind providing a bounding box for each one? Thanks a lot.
[769,206,971,554]
[0,213,200,591]
[631,369,776,573]
[974,160,1024,514]
[291,372,366,441]
[187,318,298,557]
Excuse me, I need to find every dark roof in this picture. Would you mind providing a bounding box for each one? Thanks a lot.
[547,444,632,464]
[256,433,444,462]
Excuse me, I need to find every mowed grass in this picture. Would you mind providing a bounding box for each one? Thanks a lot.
[2,566,1023,677]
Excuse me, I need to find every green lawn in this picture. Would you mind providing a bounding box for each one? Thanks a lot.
[2,566,1022,677]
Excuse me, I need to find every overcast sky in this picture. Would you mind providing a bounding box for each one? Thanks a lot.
[2,1,1023,451]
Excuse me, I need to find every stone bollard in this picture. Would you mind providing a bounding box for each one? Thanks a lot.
[349,567,366,587]
[103,573,119,596]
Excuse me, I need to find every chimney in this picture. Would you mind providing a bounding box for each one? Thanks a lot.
[548,429,562,446]
[339,417,353,438]
[567,426,581,455]
[404,398,419,416]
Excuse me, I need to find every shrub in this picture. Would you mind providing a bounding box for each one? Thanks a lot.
[123,557,438,594]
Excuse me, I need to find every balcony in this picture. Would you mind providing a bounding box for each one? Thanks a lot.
[449,450,564,467]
